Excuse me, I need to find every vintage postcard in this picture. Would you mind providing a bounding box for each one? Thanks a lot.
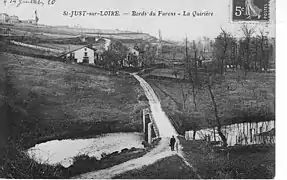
[0,0,276,179]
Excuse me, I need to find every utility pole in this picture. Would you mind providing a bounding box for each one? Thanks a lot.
[35,10,39,27]
[157,29,163,59]
[185,36,191,81]
[192,40,198,84]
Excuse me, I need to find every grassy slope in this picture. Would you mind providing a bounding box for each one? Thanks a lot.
[1,24,155,41]
[147,69,275,133]
[1,52,147,147]
[178,137,275,179]
[114,155,197,179]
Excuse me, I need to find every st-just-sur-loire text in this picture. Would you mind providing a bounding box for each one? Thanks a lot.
[131,10,214,17]
[63,10,120,17]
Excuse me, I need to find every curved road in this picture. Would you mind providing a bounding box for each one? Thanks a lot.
[73,73,200,179]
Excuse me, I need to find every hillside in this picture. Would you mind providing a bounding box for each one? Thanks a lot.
[0,52,148,148]
[0,23,161,43]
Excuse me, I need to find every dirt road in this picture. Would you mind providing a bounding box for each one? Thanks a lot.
[73,73,200,179]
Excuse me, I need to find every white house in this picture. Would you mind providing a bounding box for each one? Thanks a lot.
[60,46,96,64]
[9,15,19,23]
[0,13,9,23]
[21,19,37,25]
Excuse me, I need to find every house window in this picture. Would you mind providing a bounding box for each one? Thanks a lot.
[84,52,88,56]
[70,52,75,58]
[84,48,87,51]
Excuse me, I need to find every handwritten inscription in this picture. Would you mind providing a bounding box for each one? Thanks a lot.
[3,0,56,7]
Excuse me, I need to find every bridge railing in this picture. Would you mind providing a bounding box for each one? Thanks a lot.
[148,111,160,138]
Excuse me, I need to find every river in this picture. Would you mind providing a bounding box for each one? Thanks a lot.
[185,120,275,146]
[27,132,144,167]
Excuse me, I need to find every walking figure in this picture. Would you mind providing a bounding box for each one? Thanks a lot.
[170,135,176,151]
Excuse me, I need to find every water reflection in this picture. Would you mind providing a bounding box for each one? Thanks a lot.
[185,120,275,146]
[27,132,144,167]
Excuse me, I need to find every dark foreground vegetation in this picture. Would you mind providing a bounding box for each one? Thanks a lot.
[115,138,275,179]
[179,138,275,179]
[0,52,148,178]
[114,155,197,179]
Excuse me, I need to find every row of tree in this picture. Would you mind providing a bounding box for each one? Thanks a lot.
[213,25,274,75]
[178,24,275,147]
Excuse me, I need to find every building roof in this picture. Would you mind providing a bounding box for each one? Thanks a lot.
[58,45,97,57]
[21,19,36,23]
[10,15,19,18]
[0,13,9,16]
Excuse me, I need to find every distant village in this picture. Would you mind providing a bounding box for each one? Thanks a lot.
[0,12,276,72]
[0,12,37,25]
[0,12,158,69]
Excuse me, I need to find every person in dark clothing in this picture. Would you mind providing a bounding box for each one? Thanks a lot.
[170,135,176,151]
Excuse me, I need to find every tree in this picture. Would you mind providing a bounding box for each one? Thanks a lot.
[213,28,236,74]
[240,24,256,75]
[192,40,199,85]
[255,30,274,72]
[143,45,157,66]
[184,36,192,81]
[135,42,157,66]
[102,50,120,73]
[206,73,228,147]
[103,40,127,69]
[191,40,199,111]
[179,37,200,138]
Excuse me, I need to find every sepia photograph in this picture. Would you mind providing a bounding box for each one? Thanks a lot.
[0,0,277,179]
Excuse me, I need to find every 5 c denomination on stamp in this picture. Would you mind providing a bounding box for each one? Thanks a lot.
[232,0,270,22]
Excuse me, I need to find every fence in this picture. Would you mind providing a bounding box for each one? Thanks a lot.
[10,40,63,53]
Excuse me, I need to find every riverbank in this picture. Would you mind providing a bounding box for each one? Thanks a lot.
[0,52,148,178]
[178,137,275,179]
[146,69,275,134]
[1,143,153,178]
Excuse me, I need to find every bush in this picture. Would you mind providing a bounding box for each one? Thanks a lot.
[138,94,148,101]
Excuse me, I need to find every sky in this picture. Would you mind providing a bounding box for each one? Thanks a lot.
[0,0,276,41]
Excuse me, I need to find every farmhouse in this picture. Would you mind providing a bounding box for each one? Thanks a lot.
[59,45,97,64]
[124,47,144,68]
[21,19,37,25]
[9,15,19,23]
[92,38,112,65]
[92,38,111,51]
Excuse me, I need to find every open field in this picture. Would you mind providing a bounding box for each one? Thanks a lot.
[114,155,197,179]
[0,52,147,148]
[179,138,275,179]
[0,23,158,42]
[146,68,275,133]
